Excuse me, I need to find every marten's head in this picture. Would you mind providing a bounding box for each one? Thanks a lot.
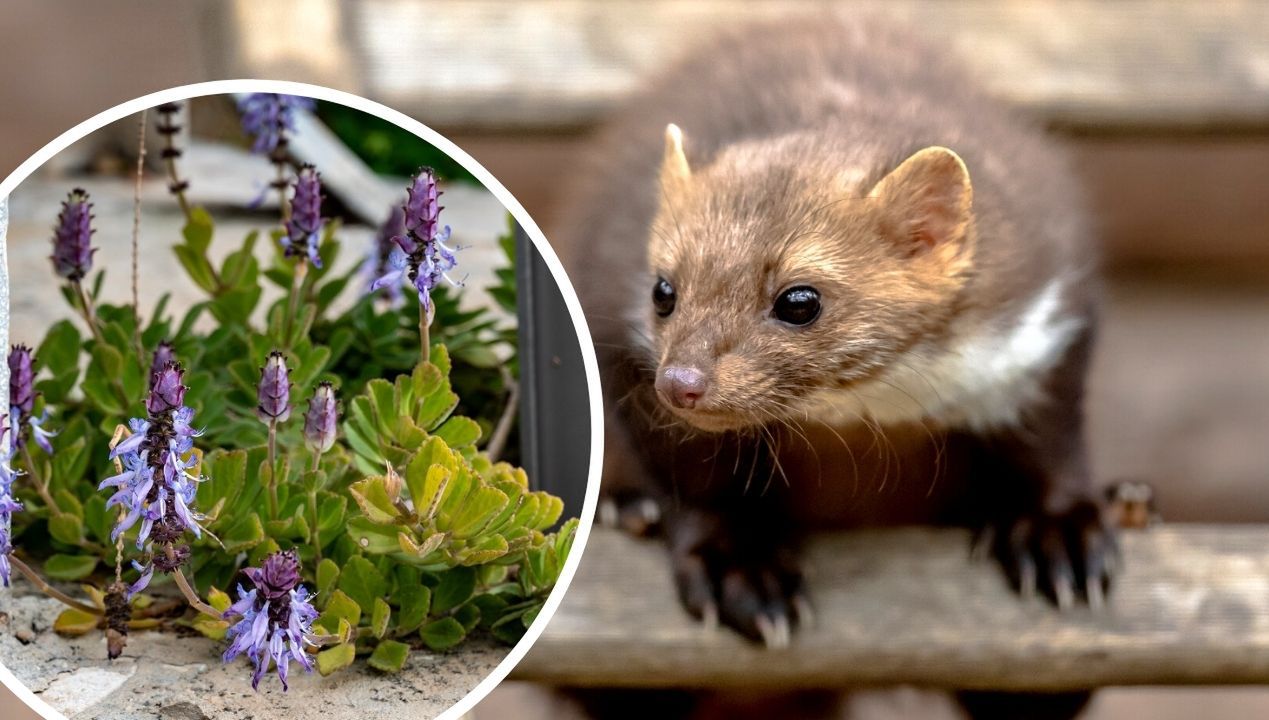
[640,124,977,432]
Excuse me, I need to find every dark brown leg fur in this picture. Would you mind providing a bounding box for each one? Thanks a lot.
[964,327,1118,610]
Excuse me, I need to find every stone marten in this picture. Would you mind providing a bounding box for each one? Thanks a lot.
[562,14,1114,651]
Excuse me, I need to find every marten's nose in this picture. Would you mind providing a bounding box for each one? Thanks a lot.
[656,366,708,409]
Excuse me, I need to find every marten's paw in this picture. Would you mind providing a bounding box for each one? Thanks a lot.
[977,500,1119,610]
[598,490,664,537]
[671,546,809,648]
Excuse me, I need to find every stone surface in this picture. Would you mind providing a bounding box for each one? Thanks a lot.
[0,588,500,719]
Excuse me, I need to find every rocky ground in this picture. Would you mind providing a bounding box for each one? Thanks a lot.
[0,587,498,719]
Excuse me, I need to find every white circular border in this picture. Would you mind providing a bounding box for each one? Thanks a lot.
[0,80,604,720]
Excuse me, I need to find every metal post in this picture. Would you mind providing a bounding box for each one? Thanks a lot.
[515,224,590,519]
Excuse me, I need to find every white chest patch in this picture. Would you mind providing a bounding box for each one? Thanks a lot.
[803,280,1085,432]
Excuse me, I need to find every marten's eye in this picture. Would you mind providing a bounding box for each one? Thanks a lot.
[773,286,821,326]
[652,277,676,318]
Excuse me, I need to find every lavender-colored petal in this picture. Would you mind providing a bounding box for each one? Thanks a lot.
[109,429,147,459]
[127,563,154,598]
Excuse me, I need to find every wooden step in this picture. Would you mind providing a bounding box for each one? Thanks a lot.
[514,526,1269,690]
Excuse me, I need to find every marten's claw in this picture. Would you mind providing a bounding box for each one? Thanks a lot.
[671,548,806,647]
[988,499,1118,610]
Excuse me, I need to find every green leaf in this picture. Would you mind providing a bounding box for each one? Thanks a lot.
[392,585,431,635]
[449,486,510,540]
[419,617,466,651]
[53,608,99,636]
[348,476,402,525]
[367,640,410,672]
[316,558,340,598]
[221,513,266,553]
[371,597,391,638]
[316,493,347,534]
[48,513,84,546]
[44,554,98,581]
[337,556,388,614]
[315,590,362,634]
[208,587,233,613]
[432,566,476,615]
[191,614,230,641]
[317,643,356,676]
[454,602,481,633]
[82,344,126,414]
[434,416,482,449]
[82,496,112,546]
[346,517,401,554]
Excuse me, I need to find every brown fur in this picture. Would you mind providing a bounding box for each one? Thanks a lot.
[559,12,1112,681]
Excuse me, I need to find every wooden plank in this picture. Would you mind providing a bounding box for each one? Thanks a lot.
[445,132,1269,272]
[215,0,1269,130]
[514,526,1269,691]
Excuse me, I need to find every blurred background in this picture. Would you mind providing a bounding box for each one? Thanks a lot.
[2,1,1268,719]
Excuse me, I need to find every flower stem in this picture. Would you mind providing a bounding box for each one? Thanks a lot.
[418,300,431,361]
[266,421,279,520]
[485,366,520,462]
[130,110,147,366]
[72,280,106,346]
[171,566,220,619]
[308,453,322,563]
[9,555,102,616]
[282,261,307,350]
[19,444,61,514]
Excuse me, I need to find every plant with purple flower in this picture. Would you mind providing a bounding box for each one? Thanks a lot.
[101,362,205,596]
[369,168,462,354]
[0,417,23,587]
[51,189,96,282]
[303,382,339,457]
[8,345,54,455]
[257,351,292,518]
[282,165,326,268]
[222,550,318,690]
[237,94,316,156]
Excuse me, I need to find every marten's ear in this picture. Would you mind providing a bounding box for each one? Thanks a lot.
[868,146,973,258]
[660,123,692,189]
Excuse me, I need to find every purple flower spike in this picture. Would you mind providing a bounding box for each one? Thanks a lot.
[8,345,34,418]
[282,165,325,268]
[303,382,338,455]
[51,188,96,281]
[403,168,441,251]
[237,94,316,156]
[0,417,24,587]
[223,550,318,691]
[369,169,462,309]
[8,345,53,454]
[102,362,204,596]
[149,342,176,389]
[147,362,188,416]
[256,351,292,424]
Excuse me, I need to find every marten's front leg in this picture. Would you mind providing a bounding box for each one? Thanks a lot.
[633,418,808,647]
[665,489,807,648]
[971,329,1118,608]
